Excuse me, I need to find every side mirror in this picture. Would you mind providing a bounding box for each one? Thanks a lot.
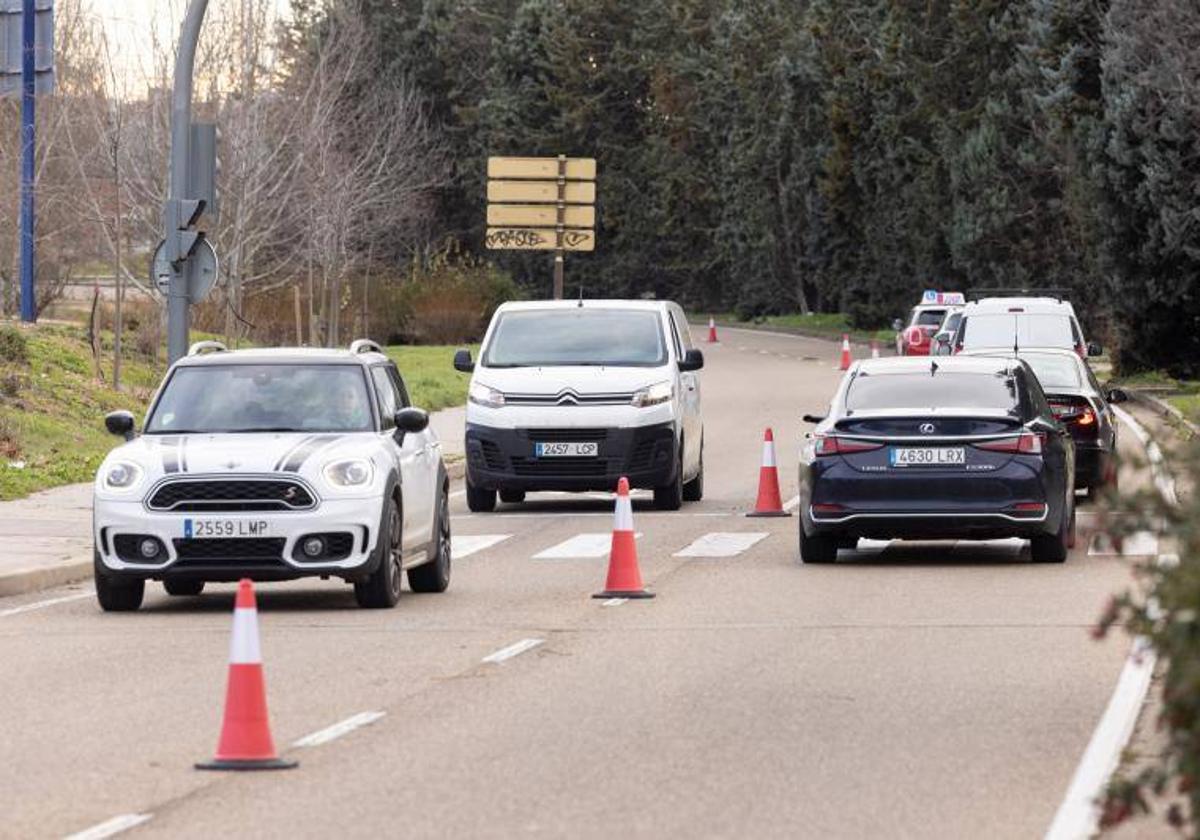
[1087,342,1104,357]
[892,318,904,332]
[678,348,705,372]
[394,407,430,434]
[1106,388,1129,405]
[453,348,475,373]
[802,414,826,424]
[105,410,136,441]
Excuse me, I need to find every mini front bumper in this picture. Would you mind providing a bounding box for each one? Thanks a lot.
[94,495,384,581]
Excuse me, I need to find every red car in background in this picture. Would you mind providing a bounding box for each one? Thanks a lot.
[893,291,965,356]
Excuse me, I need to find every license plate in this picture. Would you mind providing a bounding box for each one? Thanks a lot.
[889,447,965,467]
[183,518,273,539]
[534,442,599,458]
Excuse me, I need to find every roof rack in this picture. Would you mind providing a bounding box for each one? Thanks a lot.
[349,339,383,355]
[966,287,1069,302]
[187,340,228,356]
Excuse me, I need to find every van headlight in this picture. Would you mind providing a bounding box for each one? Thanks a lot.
[469,382,506,409]
[631,381,673,408]
[104,461,144,492]
[324,458,374,488]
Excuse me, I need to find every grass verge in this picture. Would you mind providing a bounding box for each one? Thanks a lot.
[699,312,894,344]
[386,344,476,413]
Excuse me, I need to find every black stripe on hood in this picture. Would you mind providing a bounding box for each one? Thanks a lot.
[280,435,342,473]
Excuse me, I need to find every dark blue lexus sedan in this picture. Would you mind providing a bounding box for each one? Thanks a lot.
[799,356,1075,564]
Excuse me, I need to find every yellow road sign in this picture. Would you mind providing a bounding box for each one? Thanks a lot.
[487,157,596,181]
[487,180,596,204]
[485,228,595,252]
[487,204,595,228]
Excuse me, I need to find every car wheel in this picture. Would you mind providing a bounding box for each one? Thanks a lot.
[466,478,497,513]
[355,496,403,608]
[683,440,704,502]
[499,488,526,504]
[799,528,838,564]
[653,446,684,511]
[409,488,451,594]
[163,579,205,597]
[94,551,145,612]
[1030,500,1071,564]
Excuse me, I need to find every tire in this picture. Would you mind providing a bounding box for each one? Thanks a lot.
[1031,500,1071,564]
[94,551,145,612]
[466,478,497,513]
[683,441,704,502]
[409,488,451,594]
[654,443,685,511]
[799,528,838,564]
[499,488,526,504]
[163,579,205,597]
[355,496,403,608]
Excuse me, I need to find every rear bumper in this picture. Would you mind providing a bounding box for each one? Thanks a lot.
[466,421,678,492]
[1074,445,1111,487]
[805,508,1053,540]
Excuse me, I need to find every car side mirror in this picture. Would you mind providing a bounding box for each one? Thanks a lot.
[678,348,704,372]
[453,348,475,373]
[104,410,136,441]
[394,407,430,434]
[1106,388,1129,405]
[1087,342,1104,357]
[802,414,826,424]
[892,318,904,332]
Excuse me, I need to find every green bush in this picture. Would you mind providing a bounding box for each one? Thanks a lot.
[0,326,28,365]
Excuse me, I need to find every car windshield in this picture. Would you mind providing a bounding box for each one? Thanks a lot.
[942,313,962,331]
[145,365,374,433]
[845,372,1018,412]
[915,309,946,327]
[962,313,1075,349]
[1020,354,1082,390]
[484,309,667,368]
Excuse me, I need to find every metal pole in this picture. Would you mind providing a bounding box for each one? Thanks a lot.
[166,0,209,364]
[553,154,565,300]
[18,0,36,322]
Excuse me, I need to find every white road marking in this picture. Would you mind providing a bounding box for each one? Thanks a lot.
[0,590,93,619]
[782,495,801,512]
[601,598,627,607]
[482,638,544,664]
[852,539,893,555]
[534,533,641,559]
[292,711,386,748]
[452,534,511,559]
[64,813,153,840]
[1087,531,1159,557]
[674,532,769,558]
[449,489,466,500]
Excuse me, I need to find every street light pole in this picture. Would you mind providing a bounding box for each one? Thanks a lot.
[18,0,36,322]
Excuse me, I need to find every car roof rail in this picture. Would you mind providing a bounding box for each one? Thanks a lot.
[966,287,1070,302]
[187,340,228,356]
[349,338,384,356]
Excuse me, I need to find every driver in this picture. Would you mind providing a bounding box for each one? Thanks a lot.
[328,383,369,429]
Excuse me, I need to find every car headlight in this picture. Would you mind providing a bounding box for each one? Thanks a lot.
[469,382,506,409]
[324,458,374,488]
[631,381,673,408]
[104,461,143,492]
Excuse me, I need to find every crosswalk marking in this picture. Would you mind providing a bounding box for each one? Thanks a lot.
[674,532,769,558]
[1088,531,1159,557]
[452,534,511,559]
[534,533,640,559]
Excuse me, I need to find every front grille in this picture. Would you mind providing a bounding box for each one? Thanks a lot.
[505,393,633,407]
[149,479,315,512]
[480,440,507,471]
[172,538,287,567]
[522,428,610,442]
[627,439,658,473]
[510,457,612,477]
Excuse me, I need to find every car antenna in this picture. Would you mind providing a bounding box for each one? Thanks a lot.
[930,360,939,376]
[577,287,584,308]
[1013,314,1020,355]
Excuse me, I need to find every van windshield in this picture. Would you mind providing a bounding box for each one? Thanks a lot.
[484,309,668,368]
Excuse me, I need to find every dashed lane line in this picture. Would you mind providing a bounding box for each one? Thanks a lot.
[674,532,769,558]
[481,638,544,664]
[783,495,801,512]
[1,591,93,619]
[534,533,641,560]
[292,711,386,748]
[451,534,512,559]
[64,813,153,840]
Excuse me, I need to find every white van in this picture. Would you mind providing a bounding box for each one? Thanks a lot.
[453,300,705,511]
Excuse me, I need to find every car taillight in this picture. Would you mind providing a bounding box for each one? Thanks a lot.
[812,503,847,515]
[1050,402,1098,433]
[1008,502,1047,517]
[1074,344,1086,358]
[814,435,885,456]
[905,326,925,347]
[973,432,1045,454]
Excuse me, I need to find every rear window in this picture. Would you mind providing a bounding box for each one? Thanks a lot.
[1021,355,1082,390]
[962,314,1075,349]
[845,372,1018,412]
[915,309,946,327]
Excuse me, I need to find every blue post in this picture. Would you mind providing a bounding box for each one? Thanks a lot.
[19,0,36,322]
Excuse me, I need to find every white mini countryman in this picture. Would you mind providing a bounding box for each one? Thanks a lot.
[92,340,451,612]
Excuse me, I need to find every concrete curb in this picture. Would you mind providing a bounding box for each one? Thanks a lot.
[694,320,888,351]
[1127,389,1200,439]
[0,557,92,598]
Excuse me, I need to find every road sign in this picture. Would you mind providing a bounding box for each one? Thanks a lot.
[487,204,595,229]
[152,237,219,303]
[486,228,595,252]
[487,179,595,204]
[488,156,596,181]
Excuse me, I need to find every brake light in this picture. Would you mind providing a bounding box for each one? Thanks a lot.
[905,326,925,347]
[1008,307,1025,312]
[973,432,1045,454]
[1008,502,1047,518]
[1077,408,1096,426]
[812,503,847,515]
[1050,402,1097,429]
[814,435,885,456]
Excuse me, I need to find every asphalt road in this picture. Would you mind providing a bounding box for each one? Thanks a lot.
[0,327,1148,839]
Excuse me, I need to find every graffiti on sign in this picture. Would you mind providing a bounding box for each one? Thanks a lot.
[486,228,548,249]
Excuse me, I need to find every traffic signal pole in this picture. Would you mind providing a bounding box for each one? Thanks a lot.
[19,0,36,322]
[165,0,209,364]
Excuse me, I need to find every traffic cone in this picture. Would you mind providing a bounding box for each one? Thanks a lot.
[196,579,297,771]
[871,340,880,359]
[747,428,792,518]
[707,317,719,343]
[593,477,654,599]
[839,334,853,371]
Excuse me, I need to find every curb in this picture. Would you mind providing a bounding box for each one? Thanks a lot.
[0,556,92,598]
[695,321,888,351]
[1127,389,1200,439]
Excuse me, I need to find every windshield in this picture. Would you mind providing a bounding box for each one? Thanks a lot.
[146,365,374,433]
[845,372,1018,412]
[484,309,668,368]
[962,313,1075,349]
[1020,354,1082,390]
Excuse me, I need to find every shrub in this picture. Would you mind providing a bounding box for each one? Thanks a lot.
[0,326,28,365]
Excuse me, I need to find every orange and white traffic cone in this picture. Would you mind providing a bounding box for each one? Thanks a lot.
[839,333,853,371]
[871,340,880,359]
[593,477,654,599]
[196,579,296,771]
[747,428,792,518]
[707,317,719,343]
